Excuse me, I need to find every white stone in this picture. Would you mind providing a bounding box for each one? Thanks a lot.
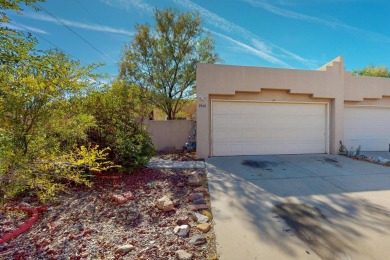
[174,225,190,237]
[195,212,209,224]
[175,249,193,260]
[116,244,134,254]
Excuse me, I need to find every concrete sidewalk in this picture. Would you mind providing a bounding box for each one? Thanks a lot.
[147,157,205,169]
[207,154,390,260]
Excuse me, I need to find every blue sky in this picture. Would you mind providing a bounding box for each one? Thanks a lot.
[4,0,390,78]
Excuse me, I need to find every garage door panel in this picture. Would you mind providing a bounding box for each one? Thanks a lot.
[213,144,230,156]
[344,106,390,151]
[244,130,260,140]
[243,117,259,128]
[213,116,229,128]
[213,131,229,142]
[212,101,327,156]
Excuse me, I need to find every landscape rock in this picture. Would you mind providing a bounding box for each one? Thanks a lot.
[193,198,205,204]
[157,196,174,212]
[193,187,208,194]
[173,199,181,207]
[189,234,207,246]
[191,204,209,211]
[112,191,135,204]
[122,191,134,200]
[177,182,184,187]
[177,216,191,225]
[112,194,127,204]
[175,249,193,260]
[174,225,190,237]
[187,172,202,187]
[188,193,204,202]
[377,157,390,164]
[197,223,211,233]
[195,212,209,224]
[20,202,32,208]
[21,196,32,202]
[116,244,134,254]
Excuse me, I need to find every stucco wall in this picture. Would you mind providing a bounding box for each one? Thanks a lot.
[345,96,390,106]
[196,56,390,158]
[146,120,195,151]
[345,73,390,101]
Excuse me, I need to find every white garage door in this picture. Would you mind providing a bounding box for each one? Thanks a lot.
[212,101,327,156]
[344,106,390,151]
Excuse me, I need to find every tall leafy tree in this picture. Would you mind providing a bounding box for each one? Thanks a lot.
[0,0,115,202]
[119,8,219,120]
[1,0,43,22]
[353,65,390,78]
[0,28,109,202]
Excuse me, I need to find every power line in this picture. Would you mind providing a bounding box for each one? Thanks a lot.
[75,0,125,46]
[74,0,126,79]
[36,3,116,64]
[9,21,115,79]
[11,21,78,60]
[75,0,101,26]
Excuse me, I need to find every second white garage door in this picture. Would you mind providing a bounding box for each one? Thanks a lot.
[344,106,390,151]
[212,101,327,156]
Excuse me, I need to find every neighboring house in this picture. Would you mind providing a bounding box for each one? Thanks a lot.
[196,56,390,158]
[151,100,196,120]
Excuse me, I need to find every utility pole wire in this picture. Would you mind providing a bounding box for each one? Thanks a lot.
[36,3,117,64]
[12,21,79,60]
[11,20,115,79]
[75,0,101,26]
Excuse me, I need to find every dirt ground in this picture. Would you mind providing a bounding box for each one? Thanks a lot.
[0,160,217,259]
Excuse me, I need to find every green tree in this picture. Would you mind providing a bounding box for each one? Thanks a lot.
[353,65,390,78]
[119,8,219,120]
[1,0,44,22]
[0,28,111,203]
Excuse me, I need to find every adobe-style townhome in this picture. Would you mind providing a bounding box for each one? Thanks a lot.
[196,56,390,158]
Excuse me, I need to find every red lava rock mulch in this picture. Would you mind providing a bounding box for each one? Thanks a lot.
[0,167,217,259]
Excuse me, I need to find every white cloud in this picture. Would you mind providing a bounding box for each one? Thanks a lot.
[243,0,390,43]
[100,0,154,13]
[212,31,289,67]
[25,12,133,36]
[172,0,313,67]
[100,0,314,67]
[3,22,48,34]
[243,0,348,28]
[251,39,272,54]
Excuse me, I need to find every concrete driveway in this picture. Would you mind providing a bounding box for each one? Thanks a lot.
[206,154,390,260]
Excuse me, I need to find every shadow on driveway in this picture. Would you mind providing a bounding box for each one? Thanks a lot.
[207,154,390,259]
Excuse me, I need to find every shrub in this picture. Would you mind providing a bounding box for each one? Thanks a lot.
[0,144,112,204]
[0,29,111,203]
[114,128,155,169]
[84,81,155,170]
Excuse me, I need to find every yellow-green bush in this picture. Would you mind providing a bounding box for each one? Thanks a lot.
[0,144,112,204]
[0,29,112,204]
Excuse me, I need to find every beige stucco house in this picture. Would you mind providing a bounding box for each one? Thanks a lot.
[196,56,390,158]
